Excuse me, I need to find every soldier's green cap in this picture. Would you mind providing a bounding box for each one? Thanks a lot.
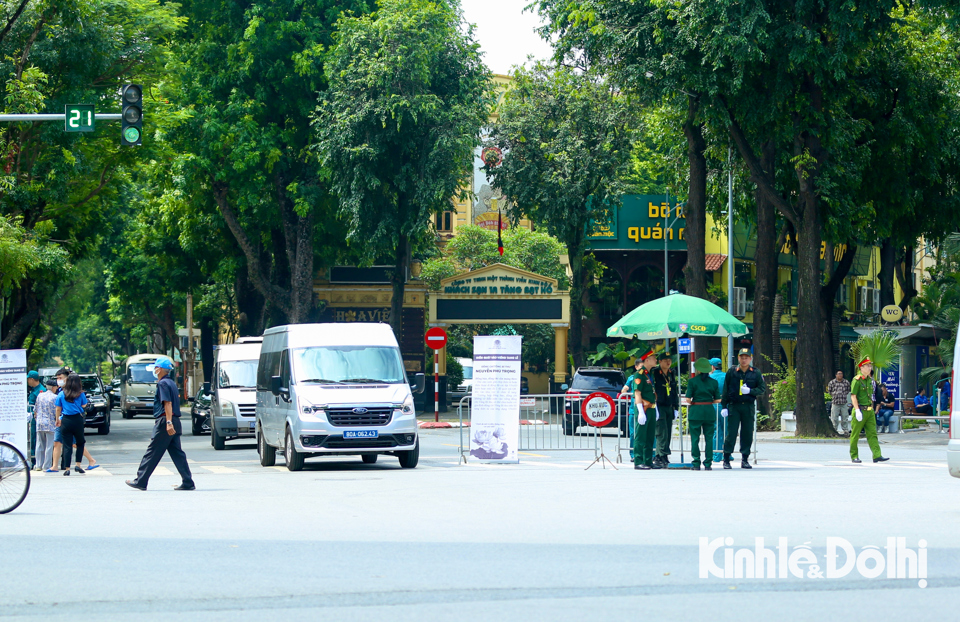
[738,348,752,357]
[694,357,712,374]
[657,351,672,361]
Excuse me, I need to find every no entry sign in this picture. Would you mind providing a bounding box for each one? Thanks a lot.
[582,392,616,427]
[425,327,447,350]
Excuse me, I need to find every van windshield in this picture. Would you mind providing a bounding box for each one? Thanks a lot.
[291,346,406,384]
[127,364,155,384]
[219,360,258,388]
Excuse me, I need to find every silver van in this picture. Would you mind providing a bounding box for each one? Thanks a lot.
[256,323,425,471]
[209,337,262,450]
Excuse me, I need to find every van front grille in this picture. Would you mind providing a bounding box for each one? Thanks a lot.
[326,407,393,427]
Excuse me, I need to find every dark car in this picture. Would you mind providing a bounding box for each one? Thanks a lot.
[563,367,628,435]
[79,374,111,435]
[191,385,212,436]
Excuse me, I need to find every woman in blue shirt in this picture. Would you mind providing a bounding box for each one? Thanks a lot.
[55,374,88,475]
[913,387,934,416]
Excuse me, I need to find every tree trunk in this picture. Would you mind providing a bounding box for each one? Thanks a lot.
[391,233,409,344]
[753,140,777,418]
[568,249,586,368]
[820,243,857,386]
[895,245,918,312]
[682,97,709,359]
[276,170,315,323]
[878,238,896,309]
[200,315,214,384]
[0,288,39,349]
[772,292,783,370]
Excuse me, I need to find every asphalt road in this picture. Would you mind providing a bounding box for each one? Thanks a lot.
[2,412,957,621]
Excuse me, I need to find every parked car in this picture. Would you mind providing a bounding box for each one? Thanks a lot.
[79,374,111,435]
[948,323,959,478]
[191,386,212,436]
[563,367,628,436]
[448,357,474,403]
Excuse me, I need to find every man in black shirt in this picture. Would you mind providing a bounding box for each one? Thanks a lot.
[720,348,766,469]
[126,357,195,491]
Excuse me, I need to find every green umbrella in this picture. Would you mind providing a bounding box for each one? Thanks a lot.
[607,293,748,340]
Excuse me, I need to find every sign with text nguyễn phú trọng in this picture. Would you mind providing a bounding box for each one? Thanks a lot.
[587,195,687,252]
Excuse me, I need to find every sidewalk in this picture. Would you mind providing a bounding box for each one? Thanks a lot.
[759,427,949,446]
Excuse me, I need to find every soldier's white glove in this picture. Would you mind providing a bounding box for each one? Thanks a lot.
[674,409,680,419]
[721,408,729,418]
[855,409,863,422]
[637,410,647,426]
[655,406,660,421]
[740,385,751,395]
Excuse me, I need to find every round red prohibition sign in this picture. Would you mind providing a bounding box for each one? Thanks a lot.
[582,392,616,427]
[424,326,448,350]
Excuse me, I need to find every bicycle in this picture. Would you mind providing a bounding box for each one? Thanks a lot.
[0,439,30,514]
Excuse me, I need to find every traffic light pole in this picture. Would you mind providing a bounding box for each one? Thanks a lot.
[0,114,122,121]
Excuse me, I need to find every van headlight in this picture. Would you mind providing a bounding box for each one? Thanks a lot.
[401,395,415,415]
[220,400,236,418]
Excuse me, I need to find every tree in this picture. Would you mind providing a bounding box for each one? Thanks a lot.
[315,0,489,342]
[171,0,366,326]
[483,63,634,367]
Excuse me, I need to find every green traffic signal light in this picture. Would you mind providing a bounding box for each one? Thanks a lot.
[120,84,142,146]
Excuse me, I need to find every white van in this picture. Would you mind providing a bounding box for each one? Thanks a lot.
[209,337,262,450]
[948,327,959,478]
[121,354,165,418]
[255,323,425,471]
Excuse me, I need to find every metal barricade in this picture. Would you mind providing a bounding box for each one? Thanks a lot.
[457,393,690,464]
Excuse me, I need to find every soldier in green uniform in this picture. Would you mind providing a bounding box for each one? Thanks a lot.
[721,348,766,469]
[653,351,680,467]
[632,349,659,470]
[850,357,889,464]
[686,358,722,470]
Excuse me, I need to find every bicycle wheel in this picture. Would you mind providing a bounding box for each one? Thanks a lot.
[0,440,30,514]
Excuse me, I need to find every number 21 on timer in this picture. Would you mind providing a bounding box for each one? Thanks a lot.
[64,105,94,132]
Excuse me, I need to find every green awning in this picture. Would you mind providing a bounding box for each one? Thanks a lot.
[743,323,860,343]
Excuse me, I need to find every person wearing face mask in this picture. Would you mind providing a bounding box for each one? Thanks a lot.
[47,367,99,474]
[126,357,195,491]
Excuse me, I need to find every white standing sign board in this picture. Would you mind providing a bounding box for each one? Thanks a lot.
[0,349,28,455]
[469,335,522,463]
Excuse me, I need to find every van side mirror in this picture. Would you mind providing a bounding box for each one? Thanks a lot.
[410,373,425,395]
[270,376,283,396]
[203,381,211,394]
[121,374,128,383]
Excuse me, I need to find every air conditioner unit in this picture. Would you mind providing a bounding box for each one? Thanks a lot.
[733,287,747,318]
[746,300,755,313]
[858,286,879,313]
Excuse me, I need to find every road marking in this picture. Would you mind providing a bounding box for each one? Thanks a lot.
[86,467,112,476]
[153,466,174,476]
[268,466,288,472]
[200,465,241,474]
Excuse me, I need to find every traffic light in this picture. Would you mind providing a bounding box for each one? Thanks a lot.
[120,84,142,146]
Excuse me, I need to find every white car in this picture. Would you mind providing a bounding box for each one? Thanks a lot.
[449,357,473,402]
[948,331,960,478]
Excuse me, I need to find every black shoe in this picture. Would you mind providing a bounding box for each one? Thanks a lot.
[174,484,196,491]
[722,460,732,470]
[661,455,670,464]
[125,480,147,491]
[63,469,70,476]
[74,466,84,474]
[873,456,890,463]
[741,459,752,469]
[634,464,651,470]
[851,458,862,464]
[651,461,663,469]
[691,464,701,470]
[704,464,713,471]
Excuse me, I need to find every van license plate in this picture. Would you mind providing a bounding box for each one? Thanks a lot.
[344,430,378,439]
[249,422,256,431]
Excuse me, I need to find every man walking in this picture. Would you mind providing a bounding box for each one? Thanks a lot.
[631,350,659,470]
[721,348,766,469]
[652,351,679,467]
[126,357,195,491]
[827,370,851,434]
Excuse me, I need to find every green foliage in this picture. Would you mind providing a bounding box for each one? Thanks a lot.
[769,367,797,419]
[849,331,903,371]
[419,225,569,290]
[587,341,640,370]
